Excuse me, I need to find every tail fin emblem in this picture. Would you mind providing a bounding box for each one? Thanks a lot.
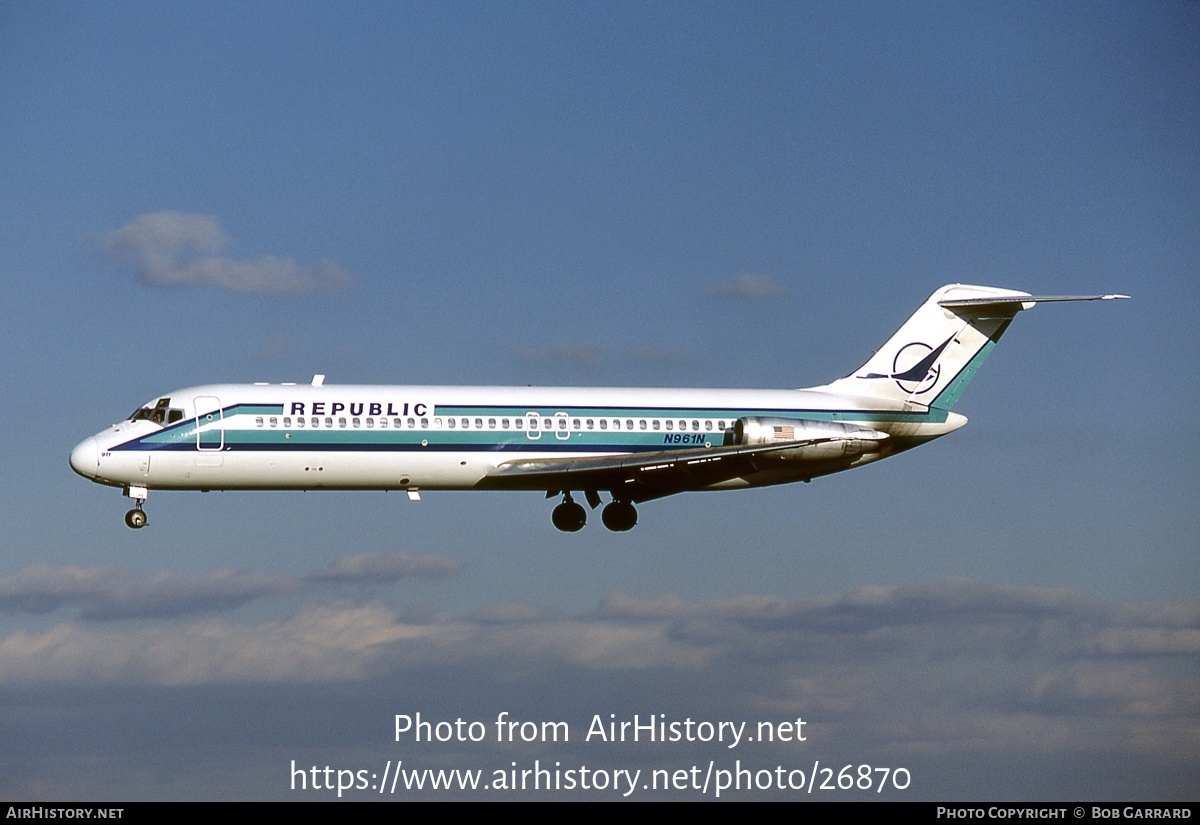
[857,334,954,395]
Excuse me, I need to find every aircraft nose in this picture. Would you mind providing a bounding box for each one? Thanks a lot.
[70,437,99,478]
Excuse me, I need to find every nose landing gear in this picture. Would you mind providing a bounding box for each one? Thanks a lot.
[123,485,149,529]
[124,502,147,529]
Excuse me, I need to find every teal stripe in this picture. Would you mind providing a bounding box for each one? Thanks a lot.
[930,317,1012,411]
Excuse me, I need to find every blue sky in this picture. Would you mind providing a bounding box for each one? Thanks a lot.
[1,1,1197,800]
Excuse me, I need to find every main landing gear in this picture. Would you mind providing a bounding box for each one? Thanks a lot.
[123,485,149,529]
[551,494,587,532]
[550,492,637,533]
[601,500,637,532]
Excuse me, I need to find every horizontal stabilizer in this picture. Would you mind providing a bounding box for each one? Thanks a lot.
[939,293,1129,310]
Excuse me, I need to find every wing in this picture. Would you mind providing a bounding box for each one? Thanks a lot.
[480,434,883,503]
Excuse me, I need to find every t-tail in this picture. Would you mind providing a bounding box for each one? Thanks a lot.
[821,284,1129,412]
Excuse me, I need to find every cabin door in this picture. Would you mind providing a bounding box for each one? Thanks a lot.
[194,396,224,451]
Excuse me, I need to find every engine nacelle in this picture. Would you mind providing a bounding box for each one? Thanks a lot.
[726,417,887,461]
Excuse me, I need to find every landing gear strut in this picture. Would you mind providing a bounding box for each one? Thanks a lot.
[123,485,148,529]
[551,493,587,532]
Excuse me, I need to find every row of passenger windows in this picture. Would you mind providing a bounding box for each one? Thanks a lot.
[253,415,732,432]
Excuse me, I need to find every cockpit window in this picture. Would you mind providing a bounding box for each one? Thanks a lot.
[128,398,185,426]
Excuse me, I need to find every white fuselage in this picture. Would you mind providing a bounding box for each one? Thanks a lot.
[69,382,964,495]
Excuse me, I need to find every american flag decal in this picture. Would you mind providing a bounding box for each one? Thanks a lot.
[773,425,795,440]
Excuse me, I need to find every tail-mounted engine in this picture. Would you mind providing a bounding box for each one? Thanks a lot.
[725,417,888,461]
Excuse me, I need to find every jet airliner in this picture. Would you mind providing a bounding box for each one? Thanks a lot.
[70,284,1126,531]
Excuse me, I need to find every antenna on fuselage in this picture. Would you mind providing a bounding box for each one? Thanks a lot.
[311,374,325,387]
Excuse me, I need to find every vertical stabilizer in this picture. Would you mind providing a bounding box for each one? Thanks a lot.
[820,284,1031,411]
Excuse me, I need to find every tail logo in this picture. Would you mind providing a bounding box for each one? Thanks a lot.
[857,335,954,396]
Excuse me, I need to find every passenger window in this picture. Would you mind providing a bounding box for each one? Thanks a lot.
[652,420,660,430]
[640,420,647,430]
[665,420,673,431]
[283,417,292,427]
[600,419,607,430]
[367,418,375,428]
[448,418,456,428]
[406,418,415,428]
[255,417,264,428]
[421,418,430,428]
[269,417,278,427]
[338,417,347,428]
[502,418,510,428]
[325,417,333,428]
[489,418,496,429]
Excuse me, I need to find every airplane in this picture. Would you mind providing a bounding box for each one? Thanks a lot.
[70,284,1126,532]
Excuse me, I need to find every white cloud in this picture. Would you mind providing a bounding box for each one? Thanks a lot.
[0,578,1195,798]
[0,603,707,686]
[469,601,546,624]
[0,552,464,619]
[100,211,351,294]
[0,603,425,685]
[308,550,463,583]
[0,564,298,620]
[1,579,1195,718]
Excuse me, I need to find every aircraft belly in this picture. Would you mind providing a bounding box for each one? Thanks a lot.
[140,449,492,491]
[698,451,887,491]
